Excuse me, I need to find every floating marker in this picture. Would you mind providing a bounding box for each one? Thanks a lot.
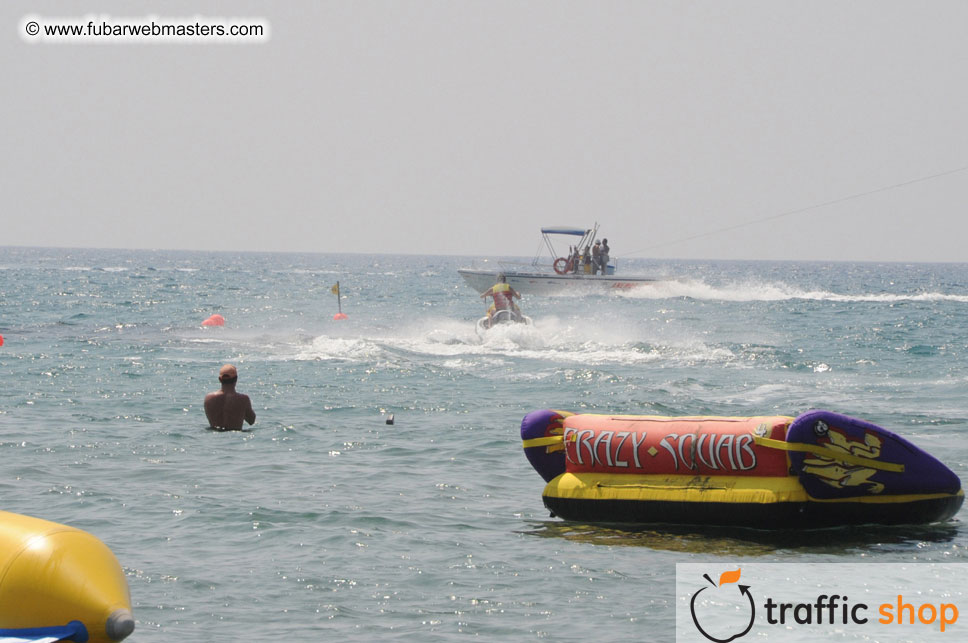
[201,314,225,327]
[386,414,394,425]
[331,281,348,320]
[0,334,4,346]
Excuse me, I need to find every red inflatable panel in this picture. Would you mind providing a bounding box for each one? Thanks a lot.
[562,415,792,477]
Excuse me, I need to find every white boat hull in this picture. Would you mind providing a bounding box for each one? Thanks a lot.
[458,269,658,295]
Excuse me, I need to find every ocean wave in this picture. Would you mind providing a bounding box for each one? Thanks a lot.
[618,278,968,303]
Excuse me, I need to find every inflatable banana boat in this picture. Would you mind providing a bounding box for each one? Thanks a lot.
[0,511,134,642]
[521,409,964,528]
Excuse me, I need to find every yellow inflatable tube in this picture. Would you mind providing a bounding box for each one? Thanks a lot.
[0,510,134,642]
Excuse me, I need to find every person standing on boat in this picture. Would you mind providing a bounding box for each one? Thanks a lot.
[599,238,610,274]
[571,246,580,274]
[481,274,521,325]
[582,246,591,274]
[591,241,601,275]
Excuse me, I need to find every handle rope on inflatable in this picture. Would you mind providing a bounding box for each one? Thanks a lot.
[525,432,905,473]
[522,435,566,449]
[594,481,730,490]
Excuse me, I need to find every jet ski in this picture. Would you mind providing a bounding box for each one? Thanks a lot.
[476,308,533,337]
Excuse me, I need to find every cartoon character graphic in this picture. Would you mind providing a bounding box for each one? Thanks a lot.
[801,423,885,494]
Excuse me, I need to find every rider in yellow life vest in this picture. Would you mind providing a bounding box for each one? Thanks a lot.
[481,274,522,325]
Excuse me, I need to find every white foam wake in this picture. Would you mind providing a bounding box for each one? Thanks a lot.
[618,278,968,303]
[287,316,732,368]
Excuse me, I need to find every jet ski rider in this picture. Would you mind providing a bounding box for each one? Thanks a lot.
[481,274,522,325]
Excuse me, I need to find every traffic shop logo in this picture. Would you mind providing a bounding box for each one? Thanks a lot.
[685,565,960,640]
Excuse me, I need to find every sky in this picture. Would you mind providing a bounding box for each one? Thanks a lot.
[3,1,967,262]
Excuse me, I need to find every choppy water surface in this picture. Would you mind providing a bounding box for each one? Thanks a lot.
[1,247,966,641]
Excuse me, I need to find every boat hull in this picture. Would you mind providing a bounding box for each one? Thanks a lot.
[458,268,658,295]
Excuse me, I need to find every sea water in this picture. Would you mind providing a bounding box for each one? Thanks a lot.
[0,246,966,641]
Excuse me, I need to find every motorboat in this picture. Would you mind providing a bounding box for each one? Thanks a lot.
[458,224,661,295]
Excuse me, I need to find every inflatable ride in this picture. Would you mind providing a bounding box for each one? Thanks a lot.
[0,511,134,642]
[476,309,533,337]
[521,410,964,528]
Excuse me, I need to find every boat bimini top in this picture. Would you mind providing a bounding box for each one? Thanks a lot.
[537,223,598,268]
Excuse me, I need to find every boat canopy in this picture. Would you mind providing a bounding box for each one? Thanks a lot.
[536,223,600,268]
[540,227,588,236]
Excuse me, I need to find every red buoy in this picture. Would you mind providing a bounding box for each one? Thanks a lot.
[202,314,225,327]
[333,312,348,321]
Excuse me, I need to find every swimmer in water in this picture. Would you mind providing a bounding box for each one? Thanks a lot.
[204,364,256,430]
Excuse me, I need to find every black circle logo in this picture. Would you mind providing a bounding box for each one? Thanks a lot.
[689,571,755,642]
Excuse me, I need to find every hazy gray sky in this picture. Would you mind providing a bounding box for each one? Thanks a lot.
[3,1,967,261]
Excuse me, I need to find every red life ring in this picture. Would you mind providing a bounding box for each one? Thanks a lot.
[553,257,570,275]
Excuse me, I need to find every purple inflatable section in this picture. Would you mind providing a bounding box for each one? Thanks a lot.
[521,409,567,483]
[787,410,962,499]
